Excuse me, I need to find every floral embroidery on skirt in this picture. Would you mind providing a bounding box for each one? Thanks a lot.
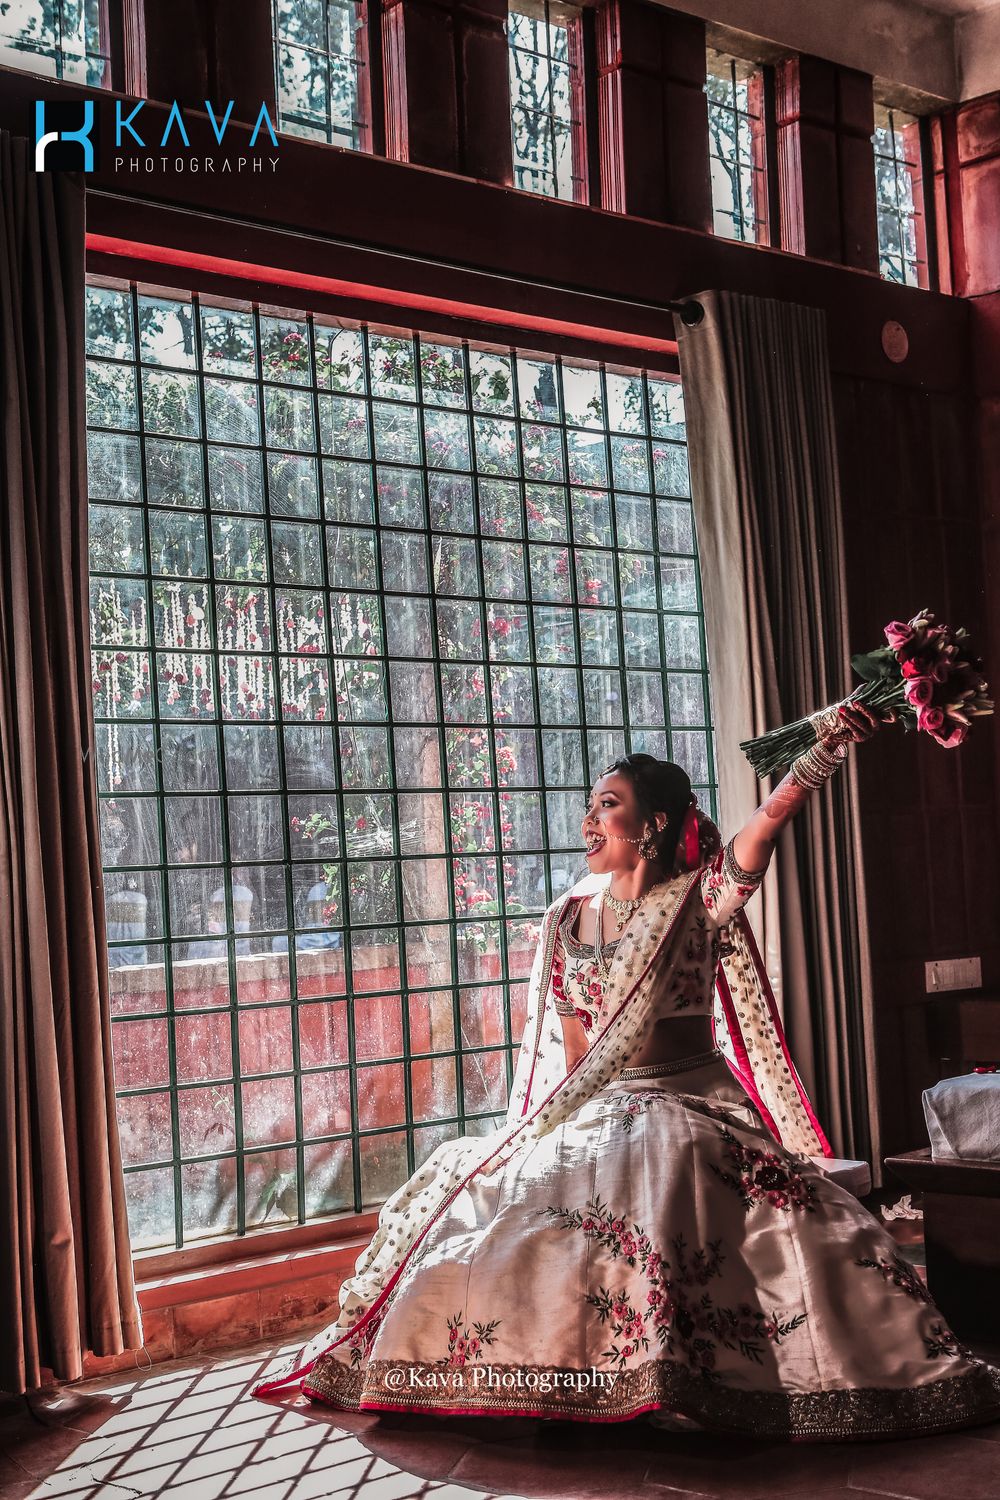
[299,1072,1000,1439]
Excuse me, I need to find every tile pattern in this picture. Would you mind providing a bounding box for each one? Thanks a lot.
[3,1328,1000,1500]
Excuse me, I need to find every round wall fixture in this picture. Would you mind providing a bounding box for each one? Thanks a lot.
[881,320,909,363]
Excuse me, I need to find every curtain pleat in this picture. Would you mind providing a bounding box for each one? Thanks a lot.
[0,129,141,1394]
[676,290,880,1175]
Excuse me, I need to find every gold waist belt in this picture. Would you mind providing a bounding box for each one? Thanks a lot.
[617,1047,724,1081]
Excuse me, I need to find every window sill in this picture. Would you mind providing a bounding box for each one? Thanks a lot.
[132,1210,381,1280]
[82,1213,380,1378]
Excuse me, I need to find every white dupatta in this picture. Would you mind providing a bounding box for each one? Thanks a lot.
[256,862,829,1396]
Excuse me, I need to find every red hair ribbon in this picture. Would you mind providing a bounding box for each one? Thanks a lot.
[680,796,700,870]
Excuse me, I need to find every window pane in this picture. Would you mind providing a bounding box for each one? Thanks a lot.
[508,0,585,202]
[872,104,928,289]
[1,0,110,86]
[274,0,370,151]
[705,49,768,245]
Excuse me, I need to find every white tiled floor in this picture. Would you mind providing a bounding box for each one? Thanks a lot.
[2,1343,514,1500]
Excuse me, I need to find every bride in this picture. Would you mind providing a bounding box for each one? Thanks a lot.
[257,702,1000,1440]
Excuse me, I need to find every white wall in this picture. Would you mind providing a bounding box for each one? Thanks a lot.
[666,0,965,103]
[957,7,1000,98]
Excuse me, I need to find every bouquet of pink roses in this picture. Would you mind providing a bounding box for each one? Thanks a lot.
[740,608,993,778]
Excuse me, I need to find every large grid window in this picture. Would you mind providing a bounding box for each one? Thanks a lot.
[273,0,371,150]
[0,0,110,85]
[86,281,715,1251]
[508,0,586,201]
[705,49,769,244]
[873,104,928,288]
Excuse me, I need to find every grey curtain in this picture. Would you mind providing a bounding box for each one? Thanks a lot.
[0,129,141,1393]
[675,289,880,1174]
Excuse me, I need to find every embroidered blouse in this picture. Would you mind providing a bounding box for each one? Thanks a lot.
[551,836,767,1032]
[550,900,620,1034]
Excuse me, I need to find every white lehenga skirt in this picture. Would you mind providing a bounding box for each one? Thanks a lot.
[302,1057,1000,1440]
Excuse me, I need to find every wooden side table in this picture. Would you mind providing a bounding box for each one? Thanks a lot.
[885,1148,1000,1338]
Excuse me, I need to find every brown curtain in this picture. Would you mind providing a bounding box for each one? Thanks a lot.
[0,130,140,1393]
[676,289,880,1175]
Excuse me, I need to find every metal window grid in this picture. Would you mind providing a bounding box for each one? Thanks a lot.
[273,0,370,150]
[705,50,765,244]
[86,282,716,1251]
[508,0,585,202]
[0,0,111,86]
[872,104,926,289]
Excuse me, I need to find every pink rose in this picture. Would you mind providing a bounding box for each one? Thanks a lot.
[884,621,914,651]
[917,705,945,733]
[931,721,968,749]
[904,677,934,708]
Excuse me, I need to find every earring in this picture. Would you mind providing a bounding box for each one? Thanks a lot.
[639,828,658,861]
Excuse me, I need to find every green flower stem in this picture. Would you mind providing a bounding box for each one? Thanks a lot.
[739,679,908,779]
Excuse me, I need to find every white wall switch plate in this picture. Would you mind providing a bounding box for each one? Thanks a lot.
[924,957,983,993]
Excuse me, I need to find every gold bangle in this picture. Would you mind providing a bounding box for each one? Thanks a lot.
[790,738,847,790]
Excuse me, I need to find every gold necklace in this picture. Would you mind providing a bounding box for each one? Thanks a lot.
[595,880,666,983]
[604,889,646,929]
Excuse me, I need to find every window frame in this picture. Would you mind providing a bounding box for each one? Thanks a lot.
[271,0,378,154]
[871,100,935,292]
[507,0,590,205]
[85,273,716,1267]
[704,46,779,248]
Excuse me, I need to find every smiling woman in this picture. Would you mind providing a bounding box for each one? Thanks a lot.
[571,762,722,1067]
[258,734,1000,1440]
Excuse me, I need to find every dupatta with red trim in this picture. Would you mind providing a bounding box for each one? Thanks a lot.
[255,843,829,1398]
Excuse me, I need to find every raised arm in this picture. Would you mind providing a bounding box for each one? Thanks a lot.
[732,699,892,877]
